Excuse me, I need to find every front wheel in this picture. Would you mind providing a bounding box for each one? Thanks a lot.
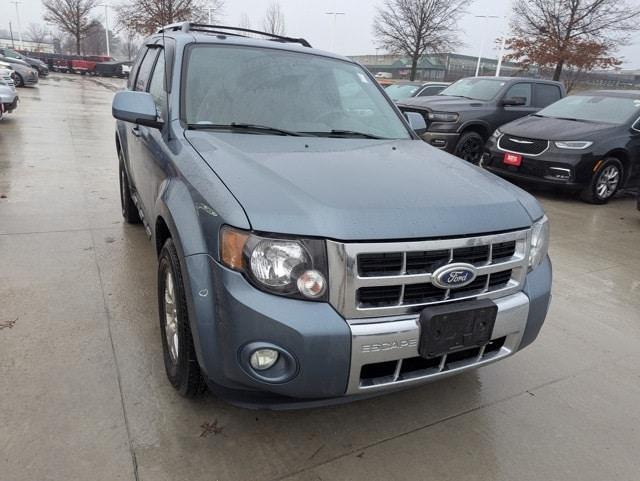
[14,73,24,88]
[454,132,485,164]
[158,238,206,397]
[580,158,623,204]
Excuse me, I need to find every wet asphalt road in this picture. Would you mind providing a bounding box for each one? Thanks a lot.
[1,74,640,481]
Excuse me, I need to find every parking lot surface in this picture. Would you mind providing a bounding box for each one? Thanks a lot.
[1,75,639,481]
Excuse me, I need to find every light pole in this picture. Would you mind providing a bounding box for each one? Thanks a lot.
[103,4,110,57]
[10,1,23,50]
[496,36,507,77]
[474,15,499,77]
[324,11,345,52]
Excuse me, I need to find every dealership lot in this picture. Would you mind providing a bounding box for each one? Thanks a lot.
[1,76,639,481]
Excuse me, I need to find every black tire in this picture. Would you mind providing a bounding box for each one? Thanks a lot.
[14,73,24,88]
[454,131,485,164]
[158,238,206,397]
[118,150,141,224]
[580,158,623,204]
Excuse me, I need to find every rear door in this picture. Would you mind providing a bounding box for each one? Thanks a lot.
[532,83,563,110]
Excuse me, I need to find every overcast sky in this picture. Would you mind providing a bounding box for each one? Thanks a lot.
[2,0,640,67]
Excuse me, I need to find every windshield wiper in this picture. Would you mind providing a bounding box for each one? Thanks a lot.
[188,122,308,136]
[313,129,385,139]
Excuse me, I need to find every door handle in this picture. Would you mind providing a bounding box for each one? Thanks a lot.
[131,126,141,138]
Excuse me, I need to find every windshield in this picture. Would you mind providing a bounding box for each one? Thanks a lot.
[385,84,420,101]
[184,45,411,139]
[537,95,640,125]
[439,78,506,101]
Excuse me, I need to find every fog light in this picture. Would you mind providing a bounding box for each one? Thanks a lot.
[250,349,279,371]
[297,269,327,298]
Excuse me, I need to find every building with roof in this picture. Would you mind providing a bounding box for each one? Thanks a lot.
[350,53,533,81]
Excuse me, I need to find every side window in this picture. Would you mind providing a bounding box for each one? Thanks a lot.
[147,53,167,121]
[533,84,562,108]
[505,83,532,106]
[134,48,159,92]
[418,86,445,97]
[127,47,148,90]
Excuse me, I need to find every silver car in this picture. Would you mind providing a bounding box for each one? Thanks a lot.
[0,55,38,87]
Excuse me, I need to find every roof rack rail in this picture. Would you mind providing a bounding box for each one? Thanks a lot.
[157,23,312,48]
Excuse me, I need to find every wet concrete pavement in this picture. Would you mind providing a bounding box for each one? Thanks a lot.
[1,74,640,481]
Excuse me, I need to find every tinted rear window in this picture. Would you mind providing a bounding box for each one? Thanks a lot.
[534,84,562,108]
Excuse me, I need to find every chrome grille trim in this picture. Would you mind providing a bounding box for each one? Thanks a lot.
[497,135,550,157]
[327,229,531,320]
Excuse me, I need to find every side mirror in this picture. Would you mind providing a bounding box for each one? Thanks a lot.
[404,111,427,135]
[112,90,162,128]
[500,97,527,107]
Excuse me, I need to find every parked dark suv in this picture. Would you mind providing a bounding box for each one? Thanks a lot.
[483,90,640,204]
[398,76,565,163]
[111,23,551,408]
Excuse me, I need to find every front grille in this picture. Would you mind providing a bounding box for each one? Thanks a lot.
[498,135,549,156]
[360,337,507,388]
[328,229,530,319]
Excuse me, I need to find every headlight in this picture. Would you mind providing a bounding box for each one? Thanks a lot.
[428,111,459,122]
[220,226,328,300]
[491,129,502,139]
[529,216,550,270]
[554,141,593,150]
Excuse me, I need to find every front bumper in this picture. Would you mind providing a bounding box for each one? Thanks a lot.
[183,255,551,408]
[483,137,595,188]
[419,131,460,152]
[2,97,18,113]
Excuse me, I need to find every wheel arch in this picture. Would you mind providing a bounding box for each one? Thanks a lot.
[458,122,492,140]
[603,149,630,183]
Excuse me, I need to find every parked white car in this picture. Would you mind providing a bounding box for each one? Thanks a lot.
[0,66,18,120]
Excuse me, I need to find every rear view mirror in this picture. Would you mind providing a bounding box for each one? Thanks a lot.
[112,91,162,128]
[501,97,527,107]
[404,111,427,135]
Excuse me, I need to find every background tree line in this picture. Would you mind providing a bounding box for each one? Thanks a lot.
[34,0,286,58]
[374,0,640,88]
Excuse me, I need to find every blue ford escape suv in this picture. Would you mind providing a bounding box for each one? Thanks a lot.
[112,23,552,408]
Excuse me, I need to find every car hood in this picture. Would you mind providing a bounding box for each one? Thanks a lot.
[502,115,619,140]
[185,132,541,240]
[398,95,488,112]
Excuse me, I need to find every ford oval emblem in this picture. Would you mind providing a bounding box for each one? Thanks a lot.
[432,263,478,289]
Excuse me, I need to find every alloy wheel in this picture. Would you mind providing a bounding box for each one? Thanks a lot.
[164,270,179,365]
[595,165,620,199]
[458,137,483,163]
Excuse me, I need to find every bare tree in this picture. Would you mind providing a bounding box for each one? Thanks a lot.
[263,2,285,35]
[239,12,252,30]
[510,0,640,81]
[26,23,50,48]
[373,0,468,81]
[42,0,99,55]
[115,0,224,36]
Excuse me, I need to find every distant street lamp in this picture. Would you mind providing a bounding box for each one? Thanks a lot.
[474,15,500,77]
[325,11,345,52]
[10,1,23,50]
